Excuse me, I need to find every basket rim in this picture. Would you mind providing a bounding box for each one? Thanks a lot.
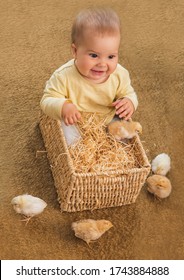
[69,166,150,177]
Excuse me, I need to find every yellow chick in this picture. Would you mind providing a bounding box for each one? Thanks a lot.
[11,194,47,224]
[146,175,172,199]
[71,219,113,245]
[107,120,142,141]
[151,153,171,176]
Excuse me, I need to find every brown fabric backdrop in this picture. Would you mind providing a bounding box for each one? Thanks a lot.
[0,0,184,259]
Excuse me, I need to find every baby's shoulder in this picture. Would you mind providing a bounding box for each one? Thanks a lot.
[116,63,129,75]
[54,59,75,75]
[112,64,130,83]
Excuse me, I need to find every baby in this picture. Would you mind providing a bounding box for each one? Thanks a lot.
[40,8,138,145]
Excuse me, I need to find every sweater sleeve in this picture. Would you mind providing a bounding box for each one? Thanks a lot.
[40,71,68,120]
[116,67,138,111]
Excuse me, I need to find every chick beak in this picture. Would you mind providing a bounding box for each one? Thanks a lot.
[136,129,142,134]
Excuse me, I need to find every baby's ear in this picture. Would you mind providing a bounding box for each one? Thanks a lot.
[71,43,77,58]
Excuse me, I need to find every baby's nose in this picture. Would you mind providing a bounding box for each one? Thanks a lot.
[97,60,106,67]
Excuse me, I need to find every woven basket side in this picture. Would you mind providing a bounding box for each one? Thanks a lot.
[39,114,73,169]
[60,168,149,212]
[39,114,75,205]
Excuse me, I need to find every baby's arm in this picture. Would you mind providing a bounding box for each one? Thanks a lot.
[40,71,81,124]
[112,67,138,120]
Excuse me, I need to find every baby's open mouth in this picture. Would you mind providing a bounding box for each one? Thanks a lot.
[91,69,105,74]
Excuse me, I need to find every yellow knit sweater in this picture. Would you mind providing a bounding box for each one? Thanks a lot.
[40,59,138,124]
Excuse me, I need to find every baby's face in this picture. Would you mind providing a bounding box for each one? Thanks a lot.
[72,32,120,83]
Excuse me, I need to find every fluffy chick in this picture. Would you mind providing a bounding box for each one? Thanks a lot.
[146,174,172,199]
[107,120,142,141]
[151,153,171,176]
[71,219,113,245]
[11,194,47,224]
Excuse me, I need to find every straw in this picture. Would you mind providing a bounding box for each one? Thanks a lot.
[68,112,142,173]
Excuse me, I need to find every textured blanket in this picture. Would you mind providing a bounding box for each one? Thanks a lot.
[0,0,183,260]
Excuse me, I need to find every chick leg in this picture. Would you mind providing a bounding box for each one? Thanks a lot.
[85,240,97,249]
[120,139,129,144]
[85,242,93,249]
[154,195,161,201]
[20,216,32,226]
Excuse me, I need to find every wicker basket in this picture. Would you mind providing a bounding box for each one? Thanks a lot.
[39,114,150,212]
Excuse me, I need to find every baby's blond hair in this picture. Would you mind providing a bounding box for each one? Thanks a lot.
[71,8,121,45]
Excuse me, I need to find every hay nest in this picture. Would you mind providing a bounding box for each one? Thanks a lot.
[68,112,143,173]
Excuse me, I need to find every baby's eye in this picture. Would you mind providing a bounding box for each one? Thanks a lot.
[89,53,98,58]
[108,55,115,59]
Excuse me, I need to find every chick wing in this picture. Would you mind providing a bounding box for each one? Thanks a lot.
[72,219,113,245]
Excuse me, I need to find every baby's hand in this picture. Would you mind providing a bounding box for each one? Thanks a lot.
[62,101,81,125]
[112,98,135,120]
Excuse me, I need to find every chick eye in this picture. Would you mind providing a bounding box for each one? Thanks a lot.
[89,53,98,58]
